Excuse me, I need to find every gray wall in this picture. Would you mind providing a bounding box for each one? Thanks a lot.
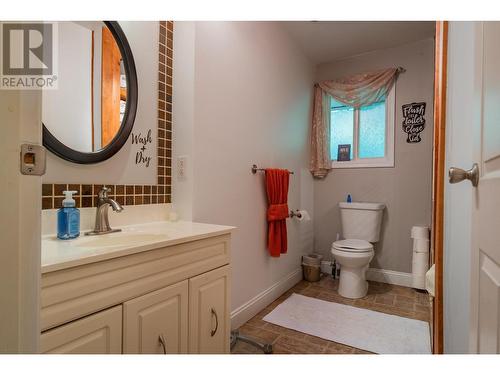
[313,38,435,273]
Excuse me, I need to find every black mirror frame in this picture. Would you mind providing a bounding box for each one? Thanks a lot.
[43,21,138,164]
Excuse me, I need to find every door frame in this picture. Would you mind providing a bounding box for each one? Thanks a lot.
[0,89,41,353]
[431,20,448,354]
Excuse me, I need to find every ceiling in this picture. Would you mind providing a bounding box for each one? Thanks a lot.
[281,21,435,65]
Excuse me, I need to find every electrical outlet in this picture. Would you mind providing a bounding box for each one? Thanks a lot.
[177,156,187,180]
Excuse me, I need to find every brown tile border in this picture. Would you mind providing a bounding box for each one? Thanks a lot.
[42,21,173,209]
[42,183,171,209]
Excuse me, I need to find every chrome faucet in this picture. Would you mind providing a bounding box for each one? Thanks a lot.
[86,186,124,236]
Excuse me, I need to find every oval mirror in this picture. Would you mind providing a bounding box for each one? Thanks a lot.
[42,21,138,164]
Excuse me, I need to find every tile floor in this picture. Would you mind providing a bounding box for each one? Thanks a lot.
[231,275,431,354]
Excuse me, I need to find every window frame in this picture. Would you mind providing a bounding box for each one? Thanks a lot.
[331,86,395,169]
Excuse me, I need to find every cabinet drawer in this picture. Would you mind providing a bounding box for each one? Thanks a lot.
[123,280,188,354]
[41,234,230,331]
[40,305,122,354]
[189,265,231,353]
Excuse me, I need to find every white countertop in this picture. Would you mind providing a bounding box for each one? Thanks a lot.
[42,221,235,274]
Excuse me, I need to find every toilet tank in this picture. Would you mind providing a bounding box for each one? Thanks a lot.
[339,202,385,243]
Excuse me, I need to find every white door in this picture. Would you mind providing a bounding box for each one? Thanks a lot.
[443,22,477,354]
[447,21,500,354]
[0,72,42,351]
[468,22,500,354]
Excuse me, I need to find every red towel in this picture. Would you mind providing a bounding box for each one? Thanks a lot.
[265,169,290,257]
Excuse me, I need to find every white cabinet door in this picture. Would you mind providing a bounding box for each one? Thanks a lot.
[40,305,122,354]
[189,265,230,354]
[123,280,188,354]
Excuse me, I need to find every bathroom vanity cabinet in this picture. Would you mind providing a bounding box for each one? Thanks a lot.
[40,224,232,354]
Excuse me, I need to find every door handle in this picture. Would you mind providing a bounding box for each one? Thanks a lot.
[158,333,167,354]
[210,308,219,337]
[449,163,479,187]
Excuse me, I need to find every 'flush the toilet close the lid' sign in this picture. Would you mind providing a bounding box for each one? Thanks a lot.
[402,102,426,143]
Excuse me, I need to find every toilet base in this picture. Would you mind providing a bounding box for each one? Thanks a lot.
[338,265,369,299]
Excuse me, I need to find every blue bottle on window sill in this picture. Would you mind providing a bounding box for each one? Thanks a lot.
[347,194,352,203]
[57,190,80,240]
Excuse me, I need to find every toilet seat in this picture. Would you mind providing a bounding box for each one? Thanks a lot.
[332,239,373,253]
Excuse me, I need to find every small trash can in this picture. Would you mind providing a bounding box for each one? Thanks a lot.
[302,254,323,282]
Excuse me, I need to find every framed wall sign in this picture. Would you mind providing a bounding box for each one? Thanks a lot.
[402,102,426,143]
[337,144,351,161]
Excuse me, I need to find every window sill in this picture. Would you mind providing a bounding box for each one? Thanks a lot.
[331,159,394,169]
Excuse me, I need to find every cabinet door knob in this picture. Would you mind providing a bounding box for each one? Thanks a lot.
[210,308,219,337]
[158,333,167,354]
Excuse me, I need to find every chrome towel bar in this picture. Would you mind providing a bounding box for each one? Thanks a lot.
[251,164,294,174]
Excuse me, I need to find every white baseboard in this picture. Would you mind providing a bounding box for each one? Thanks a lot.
[322,260,413,288]
[366,268,413,288]
[230,268,302,329]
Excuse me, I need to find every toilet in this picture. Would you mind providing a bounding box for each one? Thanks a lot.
[331,202,385,299]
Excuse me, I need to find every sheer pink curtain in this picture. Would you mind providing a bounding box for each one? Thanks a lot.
[310,86,332,179]
[309,67,404,178]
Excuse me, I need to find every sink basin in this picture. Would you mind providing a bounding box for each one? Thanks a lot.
[41,221,235,274]
[74,233,169,248]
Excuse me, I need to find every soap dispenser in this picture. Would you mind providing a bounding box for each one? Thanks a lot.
[57,190,80,240]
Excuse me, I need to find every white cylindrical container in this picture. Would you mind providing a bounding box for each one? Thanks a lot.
[411,225,430,288]
[413,238,430,253]
[412,247,429,289]
[411,226,430,239]
[413,253,429,273]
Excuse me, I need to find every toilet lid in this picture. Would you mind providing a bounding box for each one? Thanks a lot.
[332,239,373,253]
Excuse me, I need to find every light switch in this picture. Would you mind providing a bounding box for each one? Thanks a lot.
[177,156,187,180]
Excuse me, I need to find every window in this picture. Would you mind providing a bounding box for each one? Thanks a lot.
[330,86,395,168]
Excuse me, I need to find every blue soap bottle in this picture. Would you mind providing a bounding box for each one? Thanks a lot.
[347,194,352,203]
[57,190,80,240]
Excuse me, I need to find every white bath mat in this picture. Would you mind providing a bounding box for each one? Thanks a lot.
[263,293,431,354]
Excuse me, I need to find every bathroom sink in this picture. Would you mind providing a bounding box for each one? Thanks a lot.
[74,233,169,248]
[41,221,235,273]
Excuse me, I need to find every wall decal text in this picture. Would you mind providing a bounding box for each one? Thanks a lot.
[132,129,153,167]
[402,102,426,143]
